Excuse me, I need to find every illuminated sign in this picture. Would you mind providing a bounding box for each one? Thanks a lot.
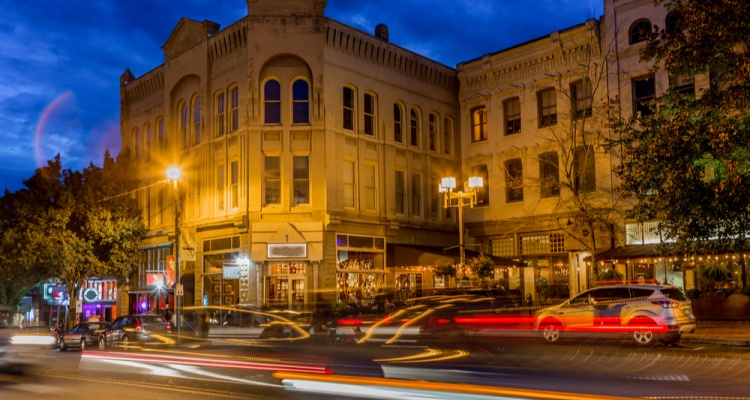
[147,272,166,288]
[268,243,307,258]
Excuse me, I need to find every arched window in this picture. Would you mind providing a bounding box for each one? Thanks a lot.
[264,79,281,124]
[192,96,201,146]
[229,85,239,132]
[343,86,356,131]
[179,102,188,149]
[393,103,404,143]
[409,108,420,147]
[215,90,225,137]
[665,12,682,34]
[428,113,438,151]
[629,19,652,44]
[292,79,310,124]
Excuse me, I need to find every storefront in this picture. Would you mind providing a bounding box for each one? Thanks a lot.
[336,234,386,308]
[80,279,118,321]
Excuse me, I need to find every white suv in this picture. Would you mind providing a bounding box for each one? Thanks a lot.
[535,284,696,346]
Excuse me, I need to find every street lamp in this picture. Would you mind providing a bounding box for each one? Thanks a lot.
[166,166,181,344]
[440,176,483,282]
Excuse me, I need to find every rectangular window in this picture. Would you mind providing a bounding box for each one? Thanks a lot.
[343,87,355,131]
[364,93,375,136]
[293,156,310,205]
[504,98,521,135]
[633,76,655,117]
[145,123,152,163]
[230,86,239,132]
[264,156,281,205]
[471,107,487,142]
[571,80,593,119]
[539,152,560,198]
[216,91,225,137]
[343,159,355,208]
[364,163,376,211]
[538,89,557,127]
[430,176,439,219]
[411,173,422,217]
[395,170,405,214]
[574,146,596,192]
[230,161,239,209]
[473,164,489,206]
[217,164,225,211]
[505,159,524,202]
[428,113,437,151]
[491,236,514,257]
[443,117,453,155]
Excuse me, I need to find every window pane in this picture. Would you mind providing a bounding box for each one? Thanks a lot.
[343,87,355,131]
[364,94,375,136]
[395,171,405,214]
[265,156,281,205]
[393,104,403,143]
[410,109,419,147]
[506,159,524,202]
[539,153,560,198]
[505,98,521,135]
[265,80,281,124]
[538,89,557,128]
[293,156,309,205]
[471,107,487,142]
[292,80,310,124]
[230,86,239,131]
[343,160,355,207]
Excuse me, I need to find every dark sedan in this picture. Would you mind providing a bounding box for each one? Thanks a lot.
[59,321,111,351]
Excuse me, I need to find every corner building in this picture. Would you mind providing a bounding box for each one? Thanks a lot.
[120,0,462,312]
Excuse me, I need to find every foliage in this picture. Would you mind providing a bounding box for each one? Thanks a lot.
[741,286,750,296]
[606,0,750,279]
[597,268,624,284]
[714,288,734,297]
[434,258,457,278]
[697,263,732,292]
[0,152,147,323]
[685,288,702,299]
[468,254,495,282]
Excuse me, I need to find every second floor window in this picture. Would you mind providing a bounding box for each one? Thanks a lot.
[264,156,281,205]
[264,80,281,124]
[343,159,355,208]
[229,86,239,132]
[504,98,521,135]
[193,97,201,146]
[471,107,487,142]
[364,93,376,136]
[411,173,422,217]
[505,159,524,202]
[473,164,489,206]
[364,164,377,211]
[215,92,225,137]
[538,89,557,128]
[428,113,437,151]
[633,76,655,117]
[292,80,310,124]
[395,170,405,214]
[217,164,225,211]
[394,103,404,143]
[574,146,596,193]
[293,156,310,205]
[230,161,239,209]
[343,87,355,131]
[539,152,560,198]
[571,80,593,119]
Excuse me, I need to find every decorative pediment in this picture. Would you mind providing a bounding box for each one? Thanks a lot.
[162,18,220,59]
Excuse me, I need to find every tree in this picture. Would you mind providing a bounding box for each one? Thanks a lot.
[469,254,495,285]
[607,0,750,287]
[0,152,146,327]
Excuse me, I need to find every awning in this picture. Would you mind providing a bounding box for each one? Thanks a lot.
[589,243,674,262]
[387,244,526,268]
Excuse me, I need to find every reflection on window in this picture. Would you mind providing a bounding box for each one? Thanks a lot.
[538,89,557,128]
[393,103,403,143]
[364,93,376,136]
[505,159,523,202]
[504,98,521,135]
[471,107,487,142]
[343,87,355,131]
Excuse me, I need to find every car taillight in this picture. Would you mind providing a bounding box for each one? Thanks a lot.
[135,322,142,332]
[652,300,680,309]
[429,316,452,325]
[337,318,362,325]
[166,322,172,333]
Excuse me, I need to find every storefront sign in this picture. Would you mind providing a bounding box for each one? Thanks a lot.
[223,265,241,279]
[147,272,165,288]
[268,243,307,258]
[83,287,100,302]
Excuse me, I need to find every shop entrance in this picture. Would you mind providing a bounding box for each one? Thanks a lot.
[264,262,307,309]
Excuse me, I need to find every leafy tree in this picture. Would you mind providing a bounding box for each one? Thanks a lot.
[697,262,732,293]
[607,0,750,287]
[434,258,457,278]
[0,152,146,327]
[597,268,624,285]
[469,254,495,284]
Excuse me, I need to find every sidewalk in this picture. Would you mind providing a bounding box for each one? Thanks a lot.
[681,320,750,347]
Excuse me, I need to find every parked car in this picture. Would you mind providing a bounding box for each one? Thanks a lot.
[97,314,171,350]
[59,321,111,351]
[535,284,696,346]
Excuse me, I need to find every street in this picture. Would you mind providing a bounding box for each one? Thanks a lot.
[3,336,750,399]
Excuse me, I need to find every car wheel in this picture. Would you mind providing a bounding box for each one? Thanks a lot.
[98,336,106,350]
[632,330,656,346]
[59,338,67,351]
[121,334,130,348]
[541,320,562,343]
[80,338,87,351]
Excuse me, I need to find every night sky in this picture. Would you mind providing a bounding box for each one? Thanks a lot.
[0,0,601,192]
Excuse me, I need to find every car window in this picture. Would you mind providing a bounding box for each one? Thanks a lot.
[568,293,591,306]
[629,288,655,300]
[111,318,124,328]
[659,288,687,301]
[593,288,630,302]
[139,316,166,324]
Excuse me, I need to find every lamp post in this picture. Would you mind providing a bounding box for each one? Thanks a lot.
[166,166,181,344]
[440,176,483,284]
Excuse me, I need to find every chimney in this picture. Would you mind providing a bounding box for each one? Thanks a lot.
[375,23,389,42]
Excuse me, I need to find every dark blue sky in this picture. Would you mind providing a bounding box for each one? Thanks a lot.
[0,0,601,192]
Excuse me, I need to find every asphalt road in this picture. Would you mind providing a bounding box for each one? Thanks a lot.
[3,337,750,400]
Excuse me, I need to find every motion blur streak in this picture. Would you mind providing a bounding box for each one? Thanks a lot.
[274,372,640,400]
[374,348,470,364]
[83,351,331,374]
